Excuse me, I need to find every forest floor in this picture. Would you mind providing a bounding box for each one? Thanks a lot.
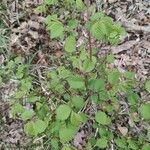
[0,0,150,149]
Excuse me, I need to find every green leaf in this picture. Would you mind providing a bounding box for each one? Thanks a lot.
[91,94,98,103]
[72,96,84,109]
[11,103,24,116]
[56,104,71,120]
[25,119,47,136]
[70,56,81,69]
[21,109,34,121]
[91,21,109,41]
[107,54,115,63]
[140,103,150,120]
[124,71,135,79]
[50,120,61,134]
[145,80,150,93]
[99,90,109,101]
[36,103,49,120]
[115,138,127,148]
[147,129,150,140]
[142,144,150,150]
[68,19,79,29]
[65,35,76,53]
[108,69,120,85]
[27,96,38,103]
[95,111,111,125]
[127,92,140,105]
[70,111,83,126]
[128,139,138,150]
[67,76,85,89]
[51,139,59,150]
[35,5,46,13]
[33,119,47,134]
[82,57,96,72]
[89,79,105,92]
[15,90,26,99]
[109,31,118,38]
[90,12,105,21]
[79,46,87,60]
[20,77,32,92]
[48,22,64,39]
[76,0,85,11]
[59,127,76,143]
[24,121,36,136]
[96,137,108,148]
[45,14,58,24]
[16,65,25,79]
[99,127,108,137]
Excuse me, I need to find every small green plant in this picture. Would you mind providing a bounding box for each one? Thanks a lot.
[1,0,148,149]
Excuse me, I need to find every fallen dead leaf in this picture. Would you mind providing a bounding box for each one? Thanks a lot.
[73,130,86,150]
[37,51,47,65]
[55,50,64,58]
[28,30,39,39]
[117,125,128,136]
[112,40,138,54]
[28,20,40,30]
[0,55,5,65]
[103,0,117,3]
[10,33,20,45]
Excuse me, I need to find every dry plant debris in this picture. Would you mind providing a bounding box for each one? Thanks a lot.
[0,0,150,149]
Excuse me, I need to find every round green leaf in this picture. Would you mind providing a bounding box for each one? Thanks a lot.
[56,104,71,120]
[33,119,47,134]
[96,137,108,148]
[91,21,109,41]
[72,96,84,109]
[11,103,24,116]
[145,80,150,93]
[49,22,64,39]
[95,111,110,125]
[89,79,105,92]
[70,111,83,126]
[108,69,120,85]
[128,139,138,150]
[59,127,76,143]
[67,76,85,89]
[115,138,127,148]
[21,109,34,121]
[76,0,85,11]
[65,35,76,53]
[127,93,140,105]
[140,103,150,120]
[82,57,96,72]
[24,121,36,136]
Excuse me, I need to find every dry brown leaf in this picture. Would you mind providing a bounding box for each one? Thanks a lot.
[73,131,86,150]
[55,50,64,58]
[117,126,128,136]
[37,51,47,65]
[112,40,138,54]
[28,30,39,39]
[0,55,5,65]
[10,34,20,45]
[28,20,40,30]
[121,18,150,33]
[103,0,117,3]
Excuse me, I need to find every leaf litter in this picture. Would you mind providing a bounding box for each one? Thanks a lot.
[0,0,150,149]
